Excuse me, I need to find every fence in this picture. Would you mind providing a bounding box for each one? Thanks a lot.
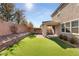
[0,21,28,36]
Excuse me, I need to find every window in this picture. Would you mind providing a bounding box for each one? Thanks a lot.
[61,24,65,32]
[61,19,79,34]
[71,20,78,33]
[72,28,78,33]
[65,22,70,32]
[66,22,70,27]
[72,20,78,27]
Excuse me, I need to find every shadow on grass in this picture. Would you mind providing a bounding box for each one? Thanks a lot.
[28,35,36,39]
[49,37,74,49]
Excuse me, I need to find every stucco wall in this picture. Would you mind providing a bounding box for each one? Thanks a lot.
[0,21,28,36]
[55,25,61,35]
[52,3,79,37]
[0,21,12,36]
[52,3,79,23]
[16,24,28,33]
[41,25,47,36]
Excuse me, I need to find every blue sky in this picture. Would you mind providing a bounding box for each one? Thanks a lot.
[15,3,60,28]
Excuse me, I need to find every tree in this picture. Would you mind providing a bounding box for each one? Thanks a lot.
[15,9,24,24]
[0,3,28,34]
[0,3,26,24]
[20,16,28,25]
[0,3,18,34]
[28,22,33,28]
[0,3,15,21]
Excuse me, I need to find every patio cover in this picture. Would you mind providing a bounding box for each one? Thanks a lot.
[45,20,60,26]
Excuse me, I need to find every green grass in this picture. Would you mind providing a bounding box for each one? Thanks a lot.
[0,36,79,56]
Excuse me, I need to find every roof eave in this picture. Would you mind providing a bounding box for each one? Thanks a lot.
[51,3,68,17]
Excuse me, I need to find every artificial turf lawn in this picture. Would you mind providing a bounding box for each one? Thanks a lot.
[0,36,79,56]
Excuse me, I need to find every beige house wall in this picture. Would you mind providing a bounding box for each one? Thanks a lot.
[41,25,47,36]
[41,24,55,36]
[52,4,79,23]
[52,3,79,37]
[55,25,61,35]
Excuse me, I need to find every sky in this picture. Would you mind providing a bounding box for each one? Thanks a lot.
[15,3,60,28]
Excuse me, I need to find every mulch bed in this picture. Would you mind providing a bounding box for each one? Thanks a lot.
[0,32,29,52]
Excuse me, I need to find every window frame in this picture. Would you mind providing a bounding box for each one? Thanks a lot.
[61,19,79,35]
[61,23,65,32]
[65,22,71,33]
[71,20,79,34]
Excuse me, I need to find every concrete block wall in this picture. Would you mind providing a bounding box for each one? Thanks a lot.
[0,21,28,36]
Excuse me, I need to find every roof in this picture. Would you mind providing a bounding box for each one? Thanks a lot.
[51,3,68,17]
[43,21,52,26]
[41,21,52,26]
[41,20,60,27]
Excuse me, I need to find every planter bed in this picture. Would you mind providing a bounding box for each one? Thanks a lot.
[0,32,29,52]
[48,37,75,48]
[59,38,77,48]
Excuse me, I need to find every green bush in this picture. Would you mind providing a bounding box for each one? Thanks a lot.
[70,36,78,44]
[29,32,36,38]
[29,32,35,35]
[59,34,68,41]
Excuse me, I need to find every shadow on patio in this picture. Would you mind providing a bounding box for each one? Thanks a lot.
[48,37,75,49]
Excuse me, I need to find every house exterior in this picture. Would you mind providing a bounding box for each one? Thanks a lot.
[51,3,79,39]
[41,21,59,37]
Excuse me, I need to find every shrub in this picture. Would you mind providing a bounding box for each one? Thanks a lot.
[70,36,78,44]
[59,34,63,39]
[29,32,36,38]
[29,32,35,35]
[59,34,68,41]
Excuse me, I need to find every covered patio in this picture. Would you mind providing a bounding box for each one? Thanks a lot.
[41,20,60,37]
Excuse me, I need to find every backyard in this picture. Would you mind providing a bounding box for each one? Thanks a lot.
[0,35,79,56]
